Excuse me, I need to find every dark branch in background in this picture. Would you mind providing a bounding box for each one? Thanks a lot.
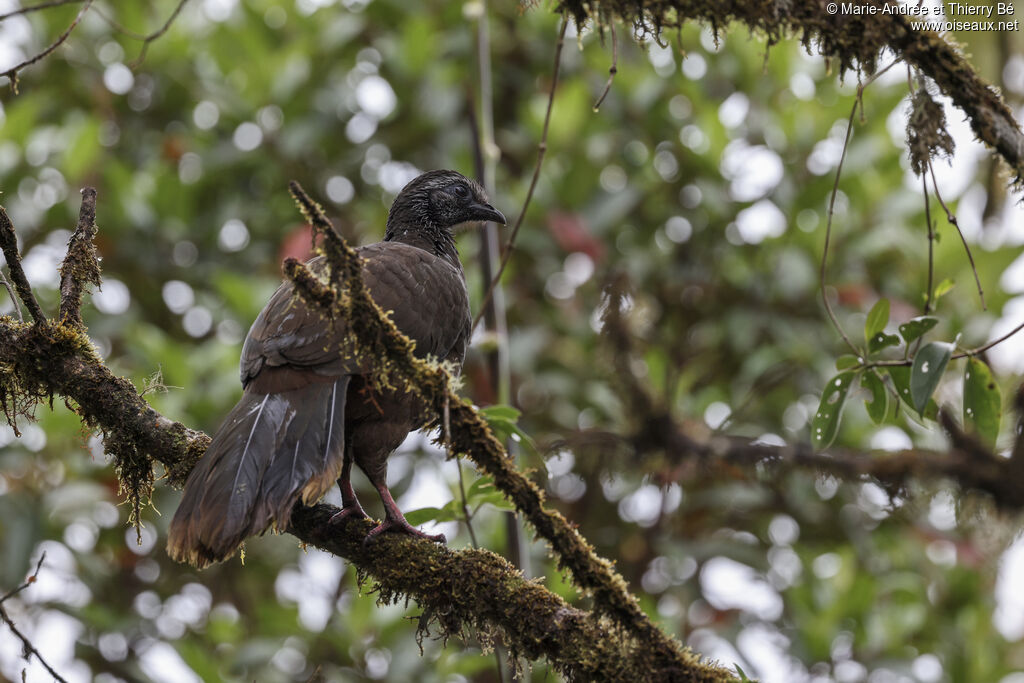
[596,277,1024,510]
[0,553,68,683]
[560,0,1024,186]
[1,0,93,94]
[473,18,568,330]
[0,188,734,682]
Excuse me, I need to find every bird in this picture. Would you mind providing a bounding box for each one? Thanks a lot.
[166,170,505,568]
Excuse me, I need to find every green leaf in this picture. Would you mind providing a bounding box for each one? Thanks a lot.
[910,341,954,415]
[933,278,955,302]
[835,354,861,370]
[478,404,521,423]
[403,506,446,526]
[811,371,856,449]
[898,316,938,344]
[861,371,888,424]
[888,366,913,408]
[868,332,901,354]
[865,298,890,343]
[479,403,538,456]
[963,357,1001,445]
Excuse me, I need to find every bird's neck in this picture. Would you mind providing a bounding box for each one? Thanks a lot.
[384,221,461,269]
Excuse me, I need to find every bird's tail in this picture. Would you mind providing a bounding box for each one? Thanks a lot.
[166,376,349,568]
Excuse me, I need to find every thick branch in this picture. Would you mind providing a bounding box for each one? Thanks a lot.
[291,506,726,682]
[561,0,1024,185]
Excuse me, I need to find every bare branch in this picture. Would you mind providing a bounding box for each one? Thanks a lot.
[0,552,68,683]
[0,0,82,23]
[1,0,93,94]
[126,0,190,69]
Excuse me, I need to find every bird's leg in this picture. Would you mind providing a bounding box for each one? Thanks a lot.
[364,474,446,544]
[328,446,367,525]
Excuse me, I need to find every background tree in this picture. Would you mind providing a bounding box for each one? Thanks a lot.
[2,1,1024,681]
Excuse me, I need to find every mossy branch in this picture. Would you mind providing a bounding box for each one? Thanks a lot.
[558,0,1024,186]
[282,182,719,679]
[0,188,736,682]
[58,187,101,328]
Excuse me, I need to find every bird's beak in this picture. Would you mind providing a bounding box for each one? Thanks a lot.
[469,202,506,225]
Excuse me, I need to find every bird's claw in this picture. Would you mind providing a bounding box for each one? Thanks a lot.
[328,504,368,525]
[363,518,446,546]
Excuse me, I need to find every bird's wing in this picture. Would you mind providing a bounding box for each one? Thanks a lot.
[358,242,471,367]
[240,245,470,391]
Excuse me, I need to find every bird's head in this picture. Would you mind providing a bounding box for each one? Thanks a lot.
[387,170,506,234]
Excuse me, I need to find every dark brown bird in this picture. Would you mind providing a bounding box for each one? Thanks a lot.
[167,170,504,568]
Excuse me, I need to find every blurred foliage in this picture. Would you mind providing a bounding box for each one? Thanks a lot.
[2,1,1024,682]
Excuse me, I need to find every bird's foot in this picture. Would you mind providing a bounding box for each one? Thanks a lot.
[328,503,368,526]
[364,517,446,545]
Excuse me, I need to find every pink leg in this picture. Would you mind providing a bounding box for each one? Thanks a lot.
[365,478,445,544]
[328,450,367,525]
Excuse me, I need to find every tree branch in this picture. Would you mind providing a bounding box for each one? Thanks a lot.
[0,188,735,682]
[0,553,68,683]
[1,0,93,94]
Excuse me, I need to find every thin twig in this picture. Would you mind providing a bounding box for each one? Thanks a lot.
[0,0,82,22]
[0,553,66,683]
[0,207,45,323]
[922,171,935,314]
[816,59,898,353]
[819,97,862,356]
[0,269,22,322]
[0,553,45,605]
[592,23,618,111]
[472,17,569,330]
[456,459,480,548]
[1,0,93,93]
[127,0,190,69]
[929,160,986,310]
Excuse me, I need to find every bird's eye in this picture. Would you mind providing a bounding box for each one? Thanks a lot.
[452,184,470,199]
